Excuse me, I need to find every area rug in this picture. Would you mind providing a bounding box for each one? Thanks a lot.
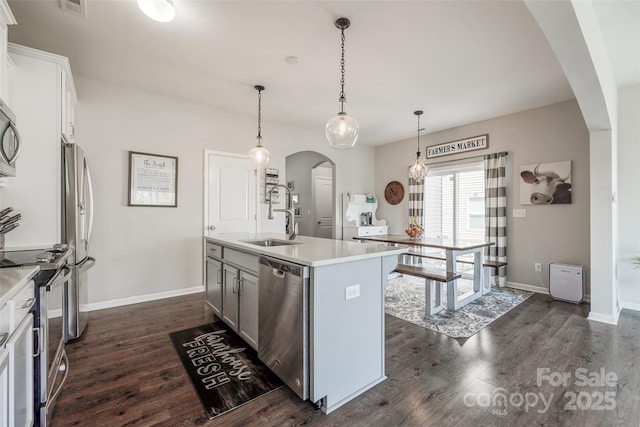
[169,322,283,419]
[385,276,533,339]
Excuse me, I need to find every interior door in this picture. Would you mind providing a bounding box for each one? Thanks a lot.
[313,175,333,238]
[206,151,257,234]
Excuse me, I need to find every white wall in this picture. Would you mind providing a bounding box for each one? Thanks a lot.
[74,76,375,305]
[617,84,640,309]
[375,100,591,292]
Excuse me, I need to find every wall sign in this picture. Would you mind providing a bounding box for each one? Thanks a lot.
[128,151,178,207]
[426,134,489,159]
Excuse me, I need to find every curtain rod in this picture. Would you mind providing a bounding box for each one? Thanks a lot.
[425,151,508,167]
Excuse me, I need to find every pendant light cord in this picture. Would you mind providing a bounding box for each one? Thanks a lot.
[339,27,346,110]
[257,88,262,146]
[416,113,421,158]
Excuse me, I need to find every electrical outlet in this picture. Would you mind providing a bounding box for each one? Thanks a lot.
[534,263,542,272]
[345,284,360,300]
[513,209,526,218]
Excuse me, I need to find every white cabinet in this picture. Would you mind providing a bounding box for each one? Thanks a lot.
[0,1,17,100]
[6,314,33,427]
[5,44,77,247]
[0,276,35,427]
[342,193,387,241]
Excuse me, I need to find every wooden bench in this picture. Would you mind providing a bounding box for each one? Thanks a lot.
[393,264,462,315]
[403,249,507,292]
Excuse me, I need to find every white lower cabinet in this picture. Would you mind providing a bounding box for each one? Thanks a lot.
[7,314,34,427]
[0,347,9,427]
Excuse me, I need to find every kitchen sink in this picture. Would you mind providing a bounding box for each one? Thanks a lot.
[242,239,299,247]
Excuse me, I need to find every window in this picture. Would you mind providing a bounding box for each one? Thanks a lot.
[423,161,485,241]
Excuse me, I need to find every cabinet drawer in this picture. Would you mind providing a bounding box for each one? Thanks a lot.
[224,248,259,273]
[8,281,35,332]
[359,226,387,236]
[206,242,223,259]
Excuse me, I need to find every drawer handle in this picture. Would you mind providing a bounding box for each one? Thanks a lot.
[0,332,8,347]
[20,298,36,310]
[33,327,41,358]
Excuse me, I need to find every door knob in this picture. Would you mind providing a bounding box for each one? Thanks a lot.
[317,221,321,225]
[209,225,216,230]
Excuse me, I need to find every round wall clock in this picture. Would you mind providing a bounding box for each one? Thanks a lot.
[384,181,405,205]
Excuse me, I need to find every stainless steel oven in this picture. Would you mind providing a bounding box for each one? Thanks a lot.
[0,245,72,427]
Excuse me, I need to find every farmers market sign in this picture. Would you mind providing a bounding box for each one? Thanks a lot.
[426,134,488,159]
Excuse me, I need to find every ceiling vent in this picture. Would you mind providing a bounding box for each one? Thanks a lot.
[58,0,87,17]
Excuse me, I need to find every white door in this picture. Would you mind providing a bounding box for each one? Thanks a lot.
[206,151,257,234]
[313,175,333,238]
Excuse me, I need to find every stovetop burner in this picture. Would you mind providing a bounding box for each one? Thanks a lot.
[0,244,73,271]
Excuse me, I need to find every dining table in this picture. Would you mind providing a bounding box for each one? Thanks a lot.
[355,234,495,311]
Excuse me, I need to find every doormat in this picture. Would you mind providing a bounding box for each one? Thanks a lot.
[169,322,283,419]
[385,276,533,339]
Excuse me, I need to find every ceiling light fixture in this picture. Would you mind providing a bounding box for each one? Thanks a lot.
[408,110,429,182]
[137,0,176,23]
[325,17,359,150]
[248,85,271,170]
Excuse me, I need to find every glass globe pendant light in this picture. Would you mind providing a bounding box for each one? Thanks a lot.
[408,110,429,182]
[325,17,359,150]
[248,85,271,170]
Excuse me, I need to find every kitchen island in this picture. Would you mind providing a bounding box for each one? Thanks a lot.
[204,233,405,414]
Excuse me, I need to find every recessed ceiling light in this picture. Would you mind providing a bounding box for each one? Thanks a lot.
[285,56,299,65]
[137,0,175,23]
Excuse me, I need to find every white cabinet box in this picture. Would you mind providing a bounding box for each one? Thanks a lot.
[342,193,387,241]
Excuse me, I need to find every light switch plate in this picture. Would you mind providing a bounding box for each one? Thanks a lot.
[513,209,526,218]
[345,284,360,300]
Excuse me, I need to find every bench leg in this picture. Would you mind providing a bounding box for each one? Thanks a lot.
[483,266,492,294]
[425,279,444,316]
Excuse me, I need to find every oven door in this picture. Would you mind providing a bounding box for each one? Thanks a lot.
[38,266,71,424]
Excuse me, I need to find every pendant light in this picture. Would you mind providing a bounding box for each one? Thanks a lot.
[325,17,359,150]
[137,0,176,22]
[248,85,271,170]
[408,110,429,182]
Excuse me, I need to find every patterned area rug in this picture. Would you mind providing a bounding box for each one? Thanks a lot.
[385,276,533,339]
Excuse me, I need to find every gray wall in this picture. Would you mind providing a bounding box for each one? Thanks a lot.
[375,99,590,292]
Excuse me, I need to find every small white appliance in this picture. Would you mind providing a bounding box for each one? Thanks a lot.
[549,263,585,303]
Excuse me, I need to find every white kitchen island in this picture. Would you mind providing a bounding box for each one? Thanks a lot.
[204,233,405,414]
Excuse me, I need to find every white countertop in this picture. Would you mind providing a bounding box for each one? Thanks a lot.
[205,233,405,267]
[0,266,39,307]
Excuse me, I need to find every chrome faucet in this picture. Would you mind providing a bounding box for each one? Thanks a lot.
[268,184,297,240]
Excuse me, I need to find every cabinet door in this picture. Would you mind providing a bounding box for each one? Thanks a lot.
[222,265,239,331]
[238,271,259,350]
[205,257,223,317]
[7,314,34,427]
[0,347,9,427]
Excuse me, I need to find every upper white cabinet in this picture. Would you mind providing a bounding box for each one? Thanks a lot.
[0,1,16,101]
[8,43,77,142]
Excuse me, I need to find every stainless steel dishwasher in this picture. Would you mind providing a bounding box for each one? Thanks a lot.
[258,256,309,400]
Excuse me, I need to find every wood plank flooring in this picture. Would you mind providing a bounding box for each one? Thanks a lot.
[51,292,640,426]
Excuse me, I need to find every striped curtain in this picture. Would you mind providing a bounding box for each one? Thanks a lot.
[484,152,508,287]
[408,176,424,227]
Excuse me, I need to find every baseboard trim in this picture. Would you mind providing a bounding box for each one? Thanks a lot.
[87,286,204,312]
[587,308,621,326]
[620,301,640,312]
[506,281,548,294]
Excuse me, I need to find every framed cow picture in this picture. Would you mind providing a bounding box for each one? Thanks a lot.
[519,160,572,205]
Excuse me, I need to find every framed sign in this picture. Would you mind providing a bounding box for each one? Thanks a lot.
[128,151,178,207]
[426,134,489,159]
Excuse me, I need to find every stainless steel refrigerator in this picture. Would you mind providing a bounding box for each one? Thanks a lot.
[62,140,96,341]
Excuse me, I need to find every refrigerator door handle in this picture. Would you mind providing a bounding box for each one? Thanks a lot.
[79,256,96,272]
[85,157,94,251]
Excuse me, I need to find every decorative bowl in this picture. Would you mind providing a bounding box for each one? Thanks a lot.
[404,227,424,239]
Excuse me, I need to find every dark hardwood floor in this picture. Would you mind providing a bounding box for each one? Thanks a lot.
[52,291,640,426]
